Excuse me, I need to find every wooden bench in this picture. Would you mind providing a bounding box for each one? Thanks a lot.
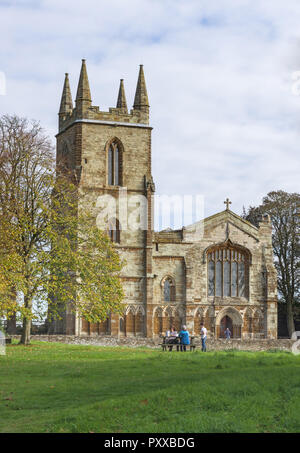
[159,336,197,352]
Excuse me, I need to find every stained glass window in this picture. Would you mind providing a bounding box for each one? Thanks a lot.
[207,246,248,298]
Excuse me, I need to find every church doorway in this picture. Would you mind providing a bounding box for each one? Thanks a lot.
[219,315,233,338]
[216,308,243,339]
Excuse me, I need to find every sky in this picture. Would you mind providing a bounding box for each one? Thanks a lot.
[0,0,299,229]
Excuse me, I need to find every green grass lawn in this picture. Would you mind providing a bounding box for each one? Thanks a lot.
[0,342,300,433]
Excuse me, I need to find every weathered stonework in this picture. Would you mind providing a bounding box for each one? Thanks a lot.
[9,335,293,352]
[51,61,278,340]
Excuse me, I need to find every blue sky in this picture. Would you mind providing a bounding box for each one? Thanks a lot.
[0,0,299,227]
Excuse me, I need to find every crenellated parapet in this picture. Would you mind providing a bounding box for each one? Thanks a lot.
[58,60,150,134]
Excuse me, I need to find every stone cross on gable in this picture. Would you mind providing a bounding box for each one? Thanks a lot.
[224,198,232,210]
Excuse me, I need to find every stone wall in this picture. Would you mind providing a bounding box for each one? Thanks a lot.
[9,335,295,352]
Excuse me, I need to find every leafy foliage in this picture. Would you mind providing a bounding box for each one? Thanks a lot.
[0,114,124,343]
[243,190,300,336]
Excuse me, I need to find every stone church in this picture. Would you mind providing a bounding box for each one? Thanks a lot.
[54,60,278,339]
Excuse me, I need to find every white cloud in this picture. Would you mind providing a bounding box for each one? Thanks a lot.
[0,0,299,224]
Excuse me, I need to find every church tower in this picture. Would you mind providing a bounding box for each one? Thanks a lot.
[55,61,155,336]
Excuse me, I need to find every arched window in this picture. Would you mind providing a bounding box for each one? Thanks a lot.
[162,277,175,302]
[207,246,249,298]
[108,218,121,243]
[108,141,122,186]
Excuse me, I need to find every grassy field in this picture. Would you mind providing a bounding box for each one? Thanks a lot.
[0,341,300,433]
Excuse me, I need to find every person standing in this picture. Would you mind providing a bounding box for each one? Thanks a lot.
[200,323,207,352]
[178,325,190,351]
[224,327,231,340]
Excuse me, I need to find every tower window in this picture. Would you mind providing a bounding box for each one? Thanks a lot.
[108,217,121,244]
[108,141,122,186]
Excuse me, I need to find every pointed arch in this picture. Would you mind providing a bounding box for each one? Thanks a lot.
[173,306,184,332]
[135,305,145,316]
[120,305,145,337]
[125,305,135,316]
[163,305,173,317]
[153,306,163,335]
[174,306,185,318]
[153,306,163,316]
[194,307,204,318]
[80,315,111,336]
[135,306,145,336]
[216,307,243,338]
[253,307,263,318]
[162,306,172,332]
[119,314,126,335]
[203,239,252,264]
[243,307,253,338]
[216,307,243,326]
[243,307,253,319]
[124,306,135,336]
[253,308,264,337]
[194,307,205,335]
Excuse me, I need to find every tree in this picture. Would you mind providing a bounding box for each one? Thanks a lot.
[242,190,300,337]
[0,114,124,344]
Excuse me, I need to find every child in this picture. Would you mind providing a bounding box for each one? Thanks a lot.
[178,325,190,351]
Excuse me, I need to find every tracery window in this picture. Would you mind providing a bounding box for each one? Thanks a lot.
[207,247,248,298]
[108,141,122,186]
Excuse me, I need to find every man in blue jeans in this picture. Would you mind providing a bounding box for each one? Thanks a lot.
[178,325,190,351]
[200,323,207,352]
